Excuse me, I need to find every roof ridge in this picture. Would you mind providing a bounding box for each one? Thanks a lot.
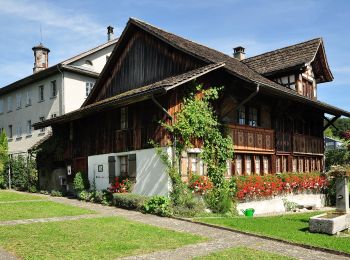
[61,38,118,65]
[244,38,322,62]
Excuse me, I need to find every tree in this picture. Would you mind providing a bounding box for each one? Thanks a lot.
[0,130,8,188]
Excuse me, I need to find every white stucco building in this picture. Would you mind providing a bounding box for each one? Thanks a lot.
[0,28,117,154]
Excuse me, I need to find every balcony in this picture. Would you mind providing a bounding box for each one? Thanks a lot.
[293,134,324,155]
[227,124,275,153]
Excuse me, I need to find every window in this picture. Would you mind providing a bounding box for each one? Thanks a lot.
[298,158,303,172]
[39,116,45,132]
[38,85,44,101]
[51,113,57,118]
[8,125,13,139]
[276,157,281,173]
[120,156,128,176]
[16,93,22,109]
[188,153,204,175]
[282,156,287,172]
[26,90,31,106]
[254,156,260,175]
[16,124,22,137]
[7,96,12,112]
[0,99,3,113]
[237,106,245,125]
[263,156,269,174]
[245,155,252,175]
[120,107,128,129]
[235,155,242,175]
[27,120,32,135]
[51,80,57,97]
[86,82,94,97]
[292,158,297,172]
[275,74,296,90]
[248,107,258,126]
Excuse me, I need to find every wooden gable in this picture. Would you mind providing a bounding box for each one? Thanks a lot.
[85,24,204,105]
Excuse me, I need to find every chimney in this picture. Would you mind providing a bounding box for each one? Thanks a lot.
[32,43,50,73]
[107,26,114,41]
[233,46,245,60]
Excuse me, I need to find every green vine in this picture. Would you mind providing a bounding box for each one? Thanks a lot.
[164,84,234,187]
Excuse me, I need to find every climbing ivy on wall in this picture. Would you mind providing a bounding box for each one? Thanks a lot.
[165,84,234,187]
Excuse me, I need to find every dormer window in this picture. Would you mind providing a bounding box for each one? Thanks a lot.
[85,60,93,66]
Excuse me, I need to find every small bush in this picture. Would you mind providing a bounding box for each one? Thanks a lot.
[73,172,86,193]
[50,190,63,197]
[172,197,206,217]
[0,174,6,189]
[142,196,172,217]
[113,193,148,210]
[204,187,233,214]
[78,190,93,201]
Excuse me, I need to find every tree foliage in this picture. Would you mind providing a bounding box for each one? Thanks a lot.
[0,130,8,188]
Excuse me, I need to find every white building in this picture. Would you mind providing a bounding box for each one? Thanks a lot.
[0,27,117,154]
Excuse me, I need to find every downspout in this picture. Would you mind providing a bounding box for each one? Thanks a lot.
[151,95,177,167]
[57,65,65,115]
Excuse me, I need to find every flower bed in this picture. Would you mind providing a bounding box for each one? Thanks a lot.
[188,175,213,195]
[108,177,132,193]
[233,173,328,202]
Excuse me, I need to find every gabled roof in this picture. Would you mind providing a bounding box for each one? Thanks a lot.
[33,62,225,129]
[0,39,117,96]
[243,38,333,82]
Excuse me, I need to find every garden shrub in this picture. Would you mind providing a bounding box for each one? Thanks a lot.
[50,190,63,197]
[113,193,148,210]
[325,149,350,171]
[204,186,233,214]
[73,172,87,193]
[78,190,93,201]
[9,155,38,192]
[142,195,172,217]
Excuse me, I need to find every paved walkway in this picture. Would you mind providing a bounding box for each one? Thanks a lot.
[1,192,349,260]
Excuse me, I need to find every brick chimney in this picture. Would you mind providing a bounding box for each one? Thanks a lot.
[233,46,245,60]
[107,26,114,41]
[32,43,50,73]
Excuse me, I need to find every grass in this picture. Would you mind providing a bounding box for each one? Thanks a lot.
[0,190,45,201]
[0,201,95,221]
[196,212,350,254]
[193,246,295,260]
[0,216,206,259]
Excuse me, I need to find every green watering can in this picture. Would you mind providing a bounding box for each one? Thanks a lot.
[241,208,255,217]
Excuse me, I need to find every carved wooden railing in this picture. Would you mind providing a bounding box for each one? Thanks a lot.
[227,124,275,153]
[293,134,324,155]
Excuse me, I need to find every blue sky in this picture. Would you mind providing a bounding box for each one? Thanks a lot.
[0,0,349,111]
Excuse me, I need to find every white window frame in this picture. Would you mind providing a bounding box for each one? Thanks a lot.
[85,82,94,97]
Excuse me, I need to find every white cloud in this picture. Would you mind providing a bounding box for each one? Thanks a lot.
[0,0,103,36]
[333,66,350,73]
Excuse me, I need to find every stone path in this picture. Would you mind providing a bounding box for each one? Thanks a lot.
[0,192,349,260]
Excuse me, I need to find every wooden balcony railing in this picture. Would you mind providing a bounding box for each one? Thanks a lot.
[227,124,275,153]
[293,134,324,155]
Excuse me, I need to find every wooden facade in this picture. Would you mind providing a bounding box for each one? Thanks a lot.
[35,18,350,186]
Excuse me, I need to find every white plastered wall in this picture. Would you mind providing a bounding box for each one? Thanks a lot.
[87,148,172,196]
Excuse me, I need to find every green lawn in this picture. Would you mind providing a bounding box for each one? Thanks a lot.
[193,246,295,260]
[0,216,206,259]
[0,201,95,221]
[0,190,45,201]
[196,212,350,253]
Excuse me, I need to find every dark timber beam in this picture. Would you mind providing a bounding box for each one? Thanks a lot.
[221,83,260,119]
[151,95,173,120]
[323,115,340,131]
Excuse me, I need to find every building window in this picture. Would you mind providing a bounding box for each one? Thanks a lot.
[188,153,204,176]
[254,156,260,175]
[292,158,297,172]
[235,155,242,175]
[7,96,12,112]
[38,85,44,101]
[86,82,94,97]
[26,90,31,106]
[120,107,128,129]
[248,107,258,126]
[8,125,13,139]
[39,116,45,132]
[16,93,22,109]
[245,155,252,175]
[282,156,287,172]
[16,124,22,137]
[298,158,303,172]
[263,156,269,174]
[27,120,32,135]
[305,158,310,173]
[276,157,281,173]
[0,99,3,113]
[51,80,57,97]
[120,156,128,176]
[51,113,57,118]
[237,106,245,125]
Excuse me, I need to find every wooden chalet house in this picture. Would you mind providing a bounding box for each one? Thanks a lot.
[34,18,350,195]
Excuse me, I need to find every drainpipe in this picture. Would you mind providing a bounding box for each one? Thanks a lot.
[151,95,177,166]
[57,65,65,115]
